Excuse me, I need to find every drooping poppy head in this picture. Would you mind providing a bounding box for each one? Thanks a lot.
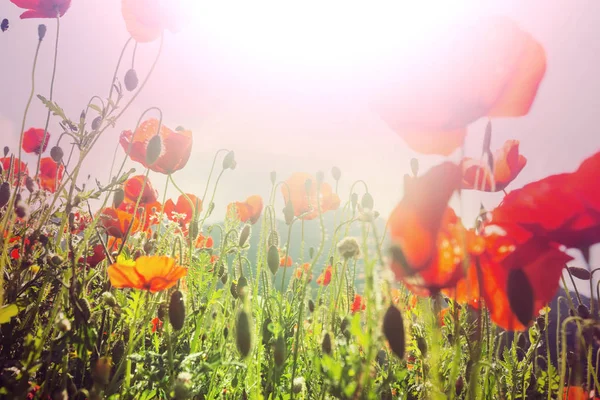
[10,0,71,19]
[0,157,29,186]
[316,265,333,286]
[281,172,340,220]
[120,119,192,175]
[108,255,187,293]
[462,140,527,192]
[351,294,366,313]
[98,207,141,238]
[38,157,64,193]
[164,193,201,228]
[21,128,50,154]
[121,0,182,43]
[228,195,263,224]
[123,175,158,205]
[372,16,545,155]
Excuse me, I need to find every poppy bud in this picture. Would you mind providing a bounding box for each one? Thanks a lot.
[76,298,91,322]
[535,316,545,332]
[483,120,492,153]
[15,201,28,219]
[568,266,591,280]
[455,376,464,395]
[3,146,9,157]
[507,269,534,327]
[101,292,117,308]
[0,182,10,208]
[376,349,388,368]
[222,150,236,170]
[361,192,374,210]
[383,305,405,359]
[270,171,276,185]
[274,335,285,366]
[268,230,279,248]
[239,224,251,247]
[25,176,35,192]
[292,377,305,394]
[282,202,294,225]
[92,116,102,131]
[416,336,427,356]
[221,272,228,284]
[92,357,112,385]
[309,247,315,259]
[124,68,138,91]
[189,221,198,241]
[410,158,419,177]
[38,24,46,41]
[331,166,341,181]
[236,310,252,358]
[146,135,162,166]
[321,332,332,355]
[50,146,63,163]
[238,276,248,297]
[230,282,238,299]
[304,178,313,194]
[267,245,279,275]
[143,239,155,255]
[351,193,358,210]
[341,317,351,339]
[113,187,125,208]
[316,170,324,185]
[169,290,185,331]
[578,304,590,319]
[308,299,315,313]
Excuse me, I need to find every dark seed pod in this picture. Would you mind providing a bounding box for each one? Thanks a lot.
[124,68,138,91]
[239,224,251,247]
[92,357,112,385]
[15,202,29,219]
[145,135,162,166]
[274,335,285,366]
[455,376,464,396]
[0,182,11,208]
[25,176,35,192]
[416,336,427,356]
[113,187,125,208]
[237,276,248,297]
[321,332,332,355]
[267,245,279,275]
[92,116,102,131]
[383,305,405,359]
[76,298,91,323]
[49,254,64,267]
[361,192,374,210]
[340,317,350,338]
[507,269,534,327]
[222,150,236,170]
[38,24,47,41]
[410,158,419,177]
[50,146,64,163]
[308,299,315,313]
[535,317,545,332]
[578,304,590,319]
[236,310,252,358]
[223,326,229,339]
[270,171,276,185]
[376,349,388,368]
[221,272,228,285]
[331,166,341,181]
[143,239,155,255]
[568,266,591,280]
[230,282,238,299]
[2,146,8,157]
[169,290,185,331]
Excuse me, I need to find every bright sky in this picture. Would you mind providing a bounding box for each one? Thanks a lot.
[1,1,599,290]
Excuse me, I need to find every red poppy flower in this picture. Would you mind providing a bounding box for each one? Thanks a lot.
[70,212,92,234]
[119,200,162,232]
[21,128,50,154]
[210,255,219,264]
[120,119,192,175]
[462,140,527,192]
[79,244,106,268]
[228,195,263,224]
[351,294,366,313]
[0,157,29,186]
[98,207,141,238]
[282,172,340,220]
[164,193,201,228]
[195,233,213,249]
[316,265,333,286]
[121,0,182,43]
[372,16,545,155]
[10,0,71,19]
[294,263,313,282]
[280,255,293,267]
[38,157,64,193]
[563,386,600,400]
[123,175,158,204]
[151,317,163,333]
[108,255,187,293]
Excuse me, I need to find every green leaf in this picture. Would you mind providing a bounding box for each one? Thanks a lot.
[0,304,18,324]
[88,104,102,113]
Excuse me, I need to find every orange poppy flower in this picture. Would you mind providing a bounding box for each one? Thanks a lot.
[280,255,293,267]
[21,128,49,154]
[164,193,201,229]
[195,233,213,249]
[563,386,600,400]
[0,157,29,186]
[372,16,545,155]
[151,317,163,333]
[98,207,141,238]
[119,200,162,232]
[38,157,64,193]
[120,119,192,175]
[294,263,313,282]
[108,255,187,293]
[121,0,182,43]
[10,0,71,19]
[209,254,219,264]
[316,265,333,286]
[462,140,527,192]
[228,195,263,224]
[351,294,366,313]
[281,172,340,220]
[123,175,158,204]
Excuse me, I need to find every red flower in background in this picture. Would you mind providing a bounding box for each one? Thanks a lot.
[294,263,313,282]
[79,244,106,268]
[0,157,29,186]
[165,193,201,229]
[280,255,293,267]
[316,265,333,286]
[351,294,366,313]
[123,175,158,205]
[373,16,545,155]
[151,317,163,333]
[98,207,140,238]
[21,128,50,154]
[38,157,64,193]
[10,0,71,19]
[70,212,92,234]
[462,140,527,192]
[121,0,182,43]
[195,233,213,249]
[282,172,340,220]
[119,200,162,232]
[228,195,263,224]
[120,119,192,175]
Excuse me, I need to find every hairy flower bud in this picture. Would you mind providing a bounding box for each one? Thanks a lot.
[124,68,138,91]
